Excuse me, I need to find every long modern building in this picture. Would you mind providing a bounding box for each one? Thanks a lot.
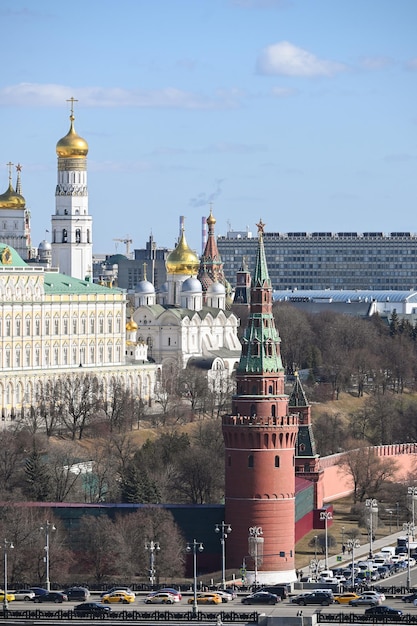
[217,230,417,291]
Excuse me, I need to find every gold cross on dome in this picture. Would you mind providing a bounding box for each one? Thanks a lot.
[66,96,79,117]
[6,161,13,182]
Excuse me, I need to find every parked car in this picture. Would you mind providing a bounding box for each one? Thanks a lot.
[29,588,48,598]
[0,592,15,603]
[188,593,222,605]
[100,586,133,598]
[291,592,333,606]
[144,592,179,604]
[33,591,68,603]
[12,590,35,601]
[147,588,182,601]
[215,590,234,603]
[241,592,279,605]
[365,606,402,618]
[101,590,135,604]
[349,594,382,607]
[74,602,111,616]
[63,587,90,601]
[334,592,360,605]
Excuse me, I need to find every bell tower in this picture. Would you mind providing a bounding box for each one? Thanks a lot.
[222,220,298,584]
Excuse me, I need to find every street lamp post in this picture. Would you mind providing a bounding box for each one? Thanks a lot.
[320,511,333,570]
[403,522,415,590]
[40,521,56,592]
[145,540,160,586]
[186,540,204,617]
[346,539,360,590]
[215,521,231,590]
[365,499,378,559]
[341,526,345,552]
[408,487,417,539]
[2,539,14,612]
[248,526,264,587]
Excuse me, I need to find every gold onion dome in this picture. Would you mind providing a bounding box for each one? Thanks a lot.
[166,229,200,275]
[207,209,216,226]
[56,114,88,158]
[126,319,138,331]
[0,182,25,209]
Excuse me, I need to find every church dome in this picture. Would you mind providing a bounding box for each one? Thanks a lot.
[38,240,52,251]
[135,279,155,294]
[207,281,225,294]
[126,319,138,332]
[0,182,25,209]
[207,209,216,227]
[181,276,202,294]
[56,114,89,158]
[166,229,200,276]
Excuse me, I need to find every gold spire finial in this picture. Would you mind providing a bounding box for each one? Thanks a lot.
[256,219,265,236]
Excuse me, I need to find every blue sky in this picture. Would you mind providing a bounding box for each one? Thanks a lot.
[1,0,416,255]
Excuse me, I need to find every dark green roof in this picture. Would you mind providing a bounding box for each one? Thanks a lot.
[0,243,28,267]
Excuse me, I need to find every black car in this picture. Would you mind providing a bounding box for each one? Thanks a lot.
[29,587,48,598]
[402,593,417,603]
[365,606,403,618]
[63,587,90,601]
[33,591,68,603]
[291,592,333,606]
[74,602,111,616]
[241,592,279,605]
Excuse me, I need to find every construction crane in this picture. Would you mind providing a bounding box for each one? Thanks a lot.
[113,236,133,257]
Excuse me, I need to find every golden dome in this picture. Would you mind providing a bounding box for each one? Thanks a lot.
[56,114,88,158]
[207,208,216,227]
[166,229,200,276]
[126,319,138,331]
[0,182,25,209]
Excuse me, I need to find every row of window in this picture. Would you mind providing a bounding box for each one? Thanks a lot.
[0,314,122,337]
[1,342,122,369]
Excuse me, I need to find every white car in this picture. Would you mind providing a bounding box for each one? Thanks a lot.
[360,590,386,602]
[144,592,179,604]
[12,590,36,601]
[215,590,234,603]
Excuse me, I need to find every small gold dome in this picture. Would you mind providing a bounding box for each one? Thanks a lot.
[0,182,25,209]
[166,229,200,276]
[126,319,138,331]
[56,114,88,158]
[207,209,216,227]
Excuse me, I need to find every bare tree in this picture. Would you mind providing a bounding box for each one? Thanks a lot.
[60,374,100,440]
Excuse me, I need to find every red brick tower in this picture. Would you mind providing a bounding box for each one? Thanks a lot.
[222,220,298,584]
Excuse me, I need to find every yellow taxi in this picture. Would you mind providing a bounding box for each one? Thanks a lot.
[188,593,222,605]
[0,591,15,603]
[101,590,135,604]
[334,592,360,605]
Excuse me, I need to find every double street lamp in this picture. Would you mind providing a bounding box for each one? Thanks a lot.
[248,526,264,587]
[2,539,14,612]
[215,521,231,590]
[186,540,204,617]
[365,499,378,559]
[346,538,360,589]
[40,521,56,592]
[403,522,415,590]
[320,511,333,570]
[145,540,160,586]
[408,487,417,538]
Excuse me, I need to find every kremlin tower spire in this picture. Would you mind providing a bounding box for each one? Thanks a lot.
[222,219,298,584]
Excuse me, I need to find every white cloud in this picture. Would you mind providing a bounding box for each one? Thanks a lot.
[0,83,239,110]
[271,86,297,97]
[359,56,393,70]
[256,41,346,77]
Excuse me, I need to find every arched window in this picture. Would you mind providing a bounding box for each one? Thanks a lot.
[248,454,254,468]
[250,404,256,416]
[75,228,81,243]
[62,229,68,243]
[275,455,280,468]
[271,405,276,417]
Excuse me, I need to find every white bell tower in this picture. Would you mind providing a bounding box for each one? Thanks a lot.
[51,98,93,280]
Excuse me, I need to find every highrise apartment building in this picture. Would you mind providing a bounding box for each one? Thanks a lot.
[217,231,417,291]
